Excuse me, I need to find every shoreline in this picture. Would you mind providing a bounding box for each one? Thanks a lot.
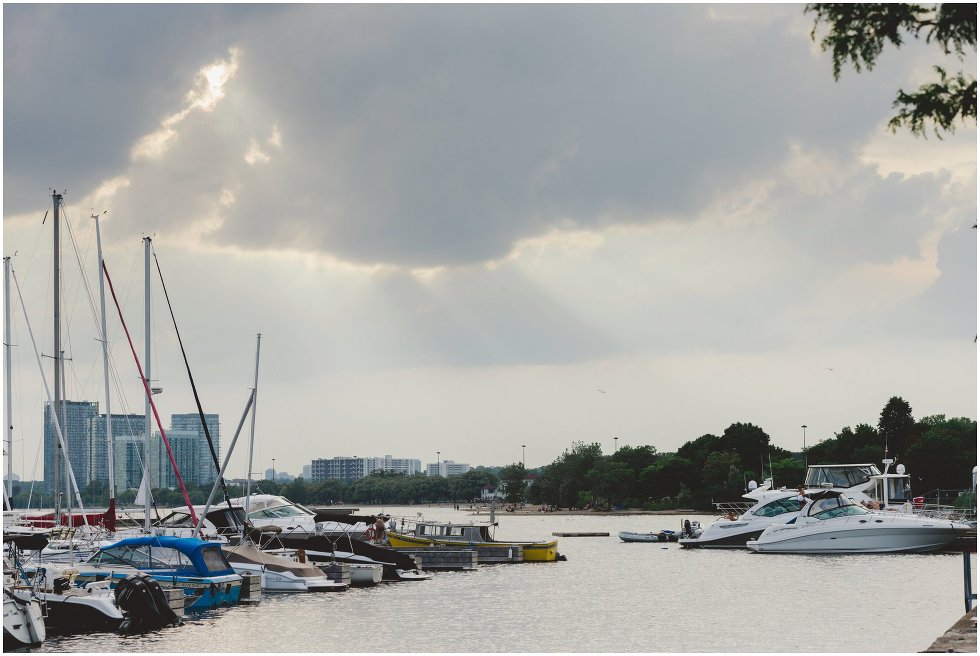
[425,503,706,517]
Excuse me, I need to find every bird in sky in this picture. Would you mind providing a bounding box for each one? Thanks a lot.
[597,389,606,394]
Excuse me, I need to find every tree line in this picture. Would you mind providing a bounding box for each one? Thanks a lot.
[7,396,974,512]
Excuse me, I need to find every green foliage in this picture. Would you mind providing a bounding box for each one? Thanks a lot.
[770,458,806,489]
[498,463,528,504]
[878,396,916,457]
[806,3,977,136]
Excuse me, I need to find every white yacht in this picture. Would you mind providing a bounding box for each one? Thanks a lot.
[679,464,885,549]
[746,489,972,554]
[229,495,369,540]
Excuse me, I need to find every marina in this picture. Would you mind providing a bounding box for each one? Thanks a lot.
[5,506,976,653]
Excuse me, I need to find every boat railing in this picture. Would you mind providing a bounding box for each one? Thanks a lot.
[713,502,753,514]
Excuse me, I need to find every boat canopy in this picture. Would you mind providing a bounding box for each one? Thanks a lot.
[805,491,871,520]
[91,535,236,576]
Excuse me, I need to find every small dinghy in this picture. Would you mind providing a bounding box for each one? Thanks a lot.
[618,530,678,543]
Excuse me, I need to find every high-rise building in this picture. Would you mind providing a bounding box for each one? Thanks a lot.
[152,429,204,489]
[170,414,220,484]
[302,465,312,480]
[90,413,146,491]
[310,455,423,481]
[44,400,99,494]
[427,460,470,477]
[113,435,153,492]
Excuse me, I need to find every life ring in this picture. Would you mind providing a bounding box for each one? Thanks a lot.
[364,526,376,540]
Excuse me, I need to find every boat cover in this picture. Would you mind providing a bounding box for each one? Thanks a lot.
[99,535,236,576]
[223,543,326,577]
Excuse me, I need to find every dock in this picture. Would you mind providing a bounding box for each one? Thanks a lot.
[552,532,609,537]
[922,608,976,652]
[393,546,479,570]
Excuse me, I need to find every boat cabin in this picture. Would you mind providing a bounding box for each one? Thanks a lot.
[803,491,870,520]
[414,522,494,542]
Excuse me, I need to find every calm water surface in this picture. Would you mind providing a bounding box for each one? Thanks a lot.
[22,506,974,653]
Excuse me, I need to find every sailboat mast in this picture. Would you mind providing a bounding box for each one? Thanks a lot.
[143,236,152,533]
[95,216,114,500]
[243,333,261,517]
[4,256,12,503]
[52,191,63,524]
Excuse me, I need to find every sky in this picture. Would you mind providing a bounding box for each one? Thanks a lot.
[2,4,976,486]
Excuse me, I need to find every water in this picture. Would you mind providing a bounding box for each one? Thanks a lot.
[22,506,973,653]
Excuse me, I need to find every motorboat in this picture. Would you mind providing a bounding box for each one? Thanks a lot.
[221,543,347,592]
[386,518,562,562]
[746,490,972,554]
[6,534,180,634]
[70,535,246,610]
[269,534,431,582]
[680,465,886,549]
[3,566,45,647]
[619,530,678,543]
[229,495,369,540]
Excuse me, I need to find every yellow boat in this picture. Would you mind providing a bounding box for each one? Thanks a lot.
[384,520,561,562]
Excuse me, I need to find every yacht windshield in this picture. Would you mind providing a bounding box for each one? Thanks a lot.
[808,495,871,520]
[805,465,878,488]
[751,497,802,518]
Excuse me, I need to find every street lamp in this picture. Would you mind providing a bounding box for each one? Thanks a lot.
[614,437,618,453]
[272,458,276,483]
[436,451,440,477]
[801,425,807,467]
[521,444,526,467]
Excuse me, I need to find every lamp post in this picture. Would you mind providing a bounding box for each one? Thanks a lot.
[272,458,276,483]
[436,451,440,477]
[801,425,807,467]
[521,444,526,468]
[614,437,618,453]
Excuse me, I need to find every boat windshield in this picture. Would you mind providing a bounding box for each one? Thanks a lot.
[92,544,195,570]
[201,547,233,573]
[157,511,192,527]
[751,497,802,518]
[248,505,308,519]
[807,495,871,520]
[805,465,879,488]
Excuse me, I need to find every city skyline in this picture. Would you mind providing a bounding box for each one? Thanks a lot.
[3,4,975,483]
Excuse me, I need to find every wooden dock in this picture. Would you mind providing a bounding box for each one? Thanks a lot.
[552,532,610,537]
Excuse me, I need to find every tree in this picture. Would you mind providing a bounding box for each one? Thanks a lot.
[905,416,977,492]
[719,422,772,472]
[806,3,977,137]
[639,454,696,501]
[499,463,528,504]
[878,396,917,457]
[585,460,633,509]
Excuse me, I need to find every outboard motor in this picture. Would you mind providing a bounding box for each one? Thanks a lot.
[114,573,182,631]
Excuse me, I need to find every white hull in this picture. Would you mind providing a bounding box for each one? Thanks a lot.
[3,588,46,646]
[747,522,964,553]
[230,563,344,592]
[350,564,383,586]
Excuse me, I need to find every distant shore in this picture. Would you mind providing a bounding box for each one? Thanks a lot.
[424,502,705,516]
